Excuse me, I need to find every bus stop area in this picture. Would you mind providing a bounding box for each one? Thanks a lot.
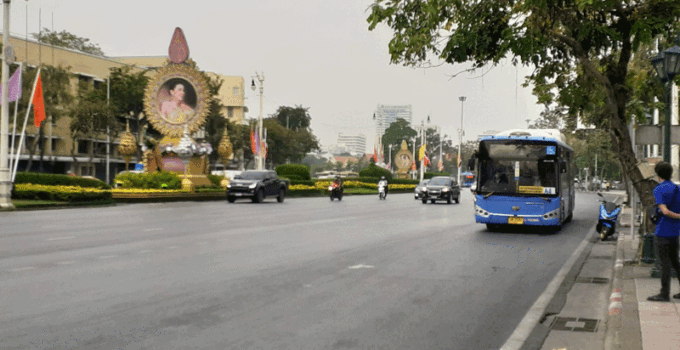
[535,191,679,350]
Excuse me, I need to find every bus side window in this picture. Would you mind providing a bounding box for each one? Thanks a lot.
[560,162,567,173]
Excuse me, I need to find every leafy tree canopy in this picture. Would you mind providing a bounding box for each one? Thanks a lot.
[367,0,680,209]
[273,105,312,130]
[34,28,105,56]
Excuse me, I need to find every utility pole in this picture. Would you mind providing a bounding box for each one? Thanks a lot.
[420,120,425,181]
[0,0,15,210]
[457,96,467,186]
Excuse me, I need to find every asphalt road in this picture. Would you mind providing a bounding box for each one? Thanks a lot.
[0,190,602,350]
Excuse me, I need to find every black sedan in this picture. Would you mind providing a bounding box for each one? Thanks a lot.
[421,176,460,204]
[227,170,287,203]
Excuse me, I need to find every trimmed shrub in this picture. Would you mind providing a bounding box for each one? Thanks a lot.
[357,176,379,183]
[12,184,112,202]
[359,164,392,180]
[282,174,302,180]
[290,179,316,186]
[114,171,182,189]
[424,172,451,179]
[276,164,311,180]
[389,178,420,185]
[207,174,224,187]
[14,172,111,189]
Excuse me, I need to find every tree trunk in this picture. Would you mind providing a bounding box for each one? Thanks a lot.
[38,124,45,172]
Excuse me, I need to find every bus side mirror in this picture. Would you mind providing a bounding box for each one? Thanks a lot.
[467,157,476,171]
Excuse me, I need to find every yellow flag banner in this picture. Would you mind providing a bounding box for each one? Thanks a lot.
[418,145,426,161]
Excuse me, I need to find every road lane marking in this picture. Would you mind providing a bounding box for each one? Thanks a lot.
[8,267,35,272]
[46,236,76,241]
[348,264,375,269]
[197,242,209,245]
[168,246,178,250]
[143,228,162,232]
[98,255,118,259]
[57,261,75,265]
[138,250,152,253]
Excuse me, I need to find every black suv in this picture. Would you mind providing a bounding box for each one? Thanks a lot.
[421,176,460,204]
[227,170,288,203]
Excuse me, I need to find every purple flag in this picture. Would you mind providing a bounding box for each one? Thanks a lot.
[254,130,260,155]
[0,68,22,104]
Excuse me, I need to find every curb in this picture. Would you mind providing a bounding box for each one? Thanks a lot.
[603,213,627,350]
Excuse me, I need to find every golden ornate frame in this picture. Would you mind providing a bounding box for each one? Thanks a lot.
[144,64,209,137]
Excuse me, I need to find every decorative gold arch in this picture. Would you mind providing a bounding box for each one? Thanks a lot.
[144,64,209,137]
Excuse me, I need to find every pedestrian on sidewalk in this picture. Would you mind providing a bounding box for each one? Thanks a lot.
[648,161,680,302]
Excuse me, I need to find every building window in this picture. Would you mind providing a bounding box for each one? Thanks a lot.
[51,140,59,152]
[228,107,234,119]
[233,87,239,95]
[77,140,89,154]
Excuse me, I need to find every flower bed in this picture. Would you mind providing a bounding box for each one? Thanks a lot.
[12,183,113,202]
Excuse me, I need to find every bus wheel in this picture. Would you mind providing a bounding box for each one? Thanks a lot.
[486,224,499,232]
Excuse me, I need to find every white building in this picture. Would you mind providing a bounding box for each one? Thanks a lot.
[374,105,413,137]
[336,133,366,156]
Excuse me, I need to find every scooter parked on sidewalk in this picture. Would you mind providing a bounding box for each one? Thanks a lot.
[596,192,621,241]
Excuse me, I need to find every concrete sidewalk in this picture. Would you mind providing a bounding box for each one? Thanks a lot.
[537,202,680,350]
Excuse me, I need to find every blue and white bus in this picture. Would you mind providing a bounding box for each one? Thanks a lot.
[472,129,575,230]
[460,171,476,187]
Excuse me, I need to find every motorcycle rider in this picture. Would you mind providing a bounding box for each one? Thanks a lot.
[378,176,389,196]
[333,175,343,189]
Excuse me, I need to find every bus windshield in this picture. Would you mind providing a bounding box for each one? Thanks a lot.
[477,158,557,196]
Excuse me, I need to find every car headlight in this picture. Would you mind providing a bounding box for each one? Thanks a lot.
[249,183,257,189]
[227,184,232,188]
[442,188,449,192]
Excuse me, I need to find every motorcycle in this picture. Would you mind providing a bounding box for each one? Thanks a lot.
[378,183,387,200]
[596,192,621,241]
[329,182,343,201]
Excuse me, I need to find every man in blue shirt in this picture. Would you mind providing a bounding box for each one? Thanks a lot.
[648,162,680,302]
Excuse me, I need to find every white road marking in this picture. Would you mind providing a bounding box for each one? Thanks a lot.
[143,228,162,232]
[168,246,178,250]
[348,264,375,269]
[138,250,152,253]
[46,236,76,241]
[57,261,75,265]
[197,242,209,245]
[98,255,117,259]
[8,267,35,272]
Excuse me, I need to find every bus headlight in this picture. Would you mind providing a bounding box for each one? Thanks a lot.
[475,205,490,217]
[543,208,559,220]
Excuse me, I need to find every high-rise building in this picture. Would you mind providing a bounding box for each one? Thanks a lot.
[374,104,413,137]
[336,133,366,156]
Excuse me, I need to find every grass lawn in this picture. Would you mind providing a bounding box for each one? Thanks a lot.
[12,199,69,208]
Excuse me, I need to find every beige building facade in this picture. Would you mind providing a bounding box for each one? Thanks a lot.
[1,34,246,182]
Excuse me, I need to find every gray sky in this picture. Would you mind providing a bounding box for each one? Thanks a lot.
[4,0,543,153]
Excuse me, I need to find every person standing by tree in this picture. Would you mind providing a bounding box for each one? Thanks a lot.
[648,162,680,302]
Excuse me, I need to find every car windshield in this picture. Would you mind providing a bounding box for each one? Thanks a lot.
[418,180,429,186]
[234,172,265,180]
[429,178,450,186]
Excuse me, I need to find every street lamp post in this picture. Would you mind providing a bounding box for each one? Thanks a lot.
[251,72,265,170]
[0,0,14,210]
[651,39,680,163]
[388,144,393,172]
[457,96,467,186]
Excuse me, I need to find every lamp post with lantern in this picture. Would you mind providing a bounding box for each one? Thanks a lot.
[651,38,680,163]
[457,96,467,186]
[251,72,265,170]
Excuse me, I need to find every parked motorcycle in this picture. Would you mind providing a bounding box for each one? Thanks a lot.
[378,183,387,200]
[329,182,343,201]
[596,192,621,241]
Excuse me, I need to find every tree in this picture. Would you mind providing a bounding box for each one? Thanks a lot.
[367,0,680,210]
[273,105,311,130]
[34,28,105,56]
[261,116,320,167]
[11,65,74,172]
[381,118,417,168]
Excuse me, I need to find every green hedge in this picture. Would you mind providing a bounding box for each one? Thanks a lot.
[359,164,392,180]
[424,172,451,179]
[14,172,111,189]
[206,174,224,187]
[389,178,420,185]
[282,174,302,180]
[114,171,182,189]
[12,186,112,202]
[290,179,316,186]
[276,164,311,180]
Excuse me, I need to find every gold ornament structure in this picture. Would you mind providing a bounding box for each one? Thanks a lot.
[117,121,138,170]
[218,127,233,166]
[143,64,209,138]
[394,140,414,179]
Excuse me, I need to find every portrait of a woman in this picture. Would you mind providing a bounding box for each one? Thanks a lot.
[158,80,197,124]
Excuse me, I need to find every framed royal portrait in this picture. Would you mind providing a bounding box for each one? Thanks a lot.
[144,64,209,137]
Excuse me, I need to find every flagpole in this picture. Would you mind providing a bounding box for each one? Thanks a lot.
[0,0,14,210]
[12,68,41,182]
[9,62,22,172]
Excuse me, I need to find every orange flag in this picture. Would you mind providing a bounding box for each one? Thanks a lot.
[32,73,46,127]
